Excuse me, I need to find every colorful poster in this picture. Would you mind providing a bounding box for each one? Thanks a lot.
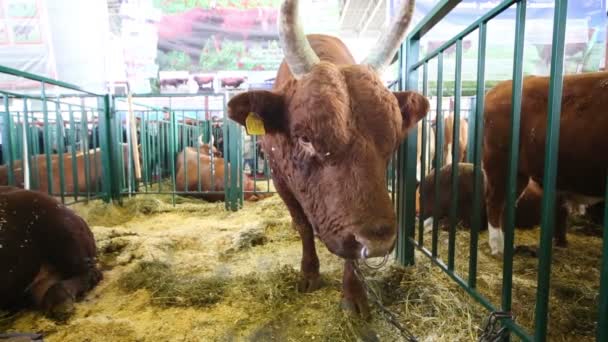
[0,0,55,90]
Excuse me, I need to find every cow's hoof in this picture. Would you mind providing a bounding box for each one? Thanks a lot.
[514,245,538,258]
[43,283,75,321]
[297,274,322,293]
[340,297,371,321]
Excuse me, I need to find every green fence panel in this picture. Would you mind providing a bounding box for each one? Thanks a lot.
[397,0,581,340]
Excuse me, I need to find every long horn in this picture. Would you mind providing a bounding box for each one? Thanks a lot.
[361,0,416,71]
[278,0,320,79]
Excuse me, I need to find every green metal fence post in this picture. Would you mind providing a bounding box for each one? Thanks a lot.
[2,95,15,185]
[534,1,568,340]
[99,95,118,203]
[502,0,527,322]
[40,82,53,195]
[400,37,420,266]
[469,22,487,289]
[432,51,445,258]
[448,38,463,271]
[55,100,66,203]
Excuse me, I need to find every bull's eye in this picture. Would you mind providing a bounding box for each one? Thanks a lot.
[297,135,316,155]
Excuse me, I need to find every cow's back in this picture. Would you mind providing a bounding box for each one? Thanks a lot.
[484,71,608,197]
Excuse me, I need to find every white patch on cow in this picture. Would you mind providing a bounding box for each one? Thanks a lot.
[563,193,603,216]
[423,217,434,234]
[446,143,453,165]
[488,223,504,256]
[299,139,316,155]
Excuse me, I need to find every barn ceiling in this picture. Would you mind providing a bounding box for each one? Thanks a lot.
[337,0,388,36]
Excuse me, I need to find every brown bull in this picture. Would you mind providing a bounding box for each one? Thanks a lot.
[0,186,102,318]
[226,0,427,318]
[483,71,608,255]
[175,144,268,202]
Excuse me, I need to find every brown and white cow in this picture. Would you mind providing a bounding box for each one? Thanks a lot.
[0,186,102,318]
[226,0,427,317]
[483,71,608,255]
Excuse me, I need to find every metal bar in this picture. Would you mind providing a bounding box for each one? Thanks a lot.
[222,95,230,210]
[502,0,527,317]
[182,112,188,192]
[100,95,117,202]
[598,176,608,341]
[447,39,463,271]
[395,44,405,261]
[406,0,462,41]
[118,92,222,99]
[432,52,445,258]
[68,105,78,200]
[41,83,53,195]
[81,100,91,200]
[534,1,568,340]
[409,0,518,71]
[22,100,33,190]
[0,91,100,111]
[55,101,65,203]
[2,95,15,185]
[418,62,429,247]
[141,111,149,192]
[403,37,421,265]
[197,111,201,192]
[469,22,487,289]
[0,65,102,96]
[169,103,177,206]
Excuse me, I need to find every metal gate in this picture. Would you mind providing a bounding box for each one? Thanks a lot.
[395,0,608,341]
[0,66,112,204]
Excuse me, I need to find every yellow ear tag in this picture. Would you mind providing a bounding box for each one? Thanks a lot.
[245,112,266,135]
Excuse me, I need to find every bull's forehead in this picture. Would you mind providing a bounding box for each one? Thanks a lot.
[288,63,401,154]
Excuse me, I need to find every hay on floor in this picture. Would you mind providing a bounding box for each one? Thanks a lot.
[1,193,602,342]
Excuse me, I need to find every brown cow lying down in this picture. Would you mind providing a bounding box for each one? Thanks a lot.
[175,144,270,202]
[227,0,426,318]
[0,186,102,318]
[0,144,134,194]
[483,71,608,255]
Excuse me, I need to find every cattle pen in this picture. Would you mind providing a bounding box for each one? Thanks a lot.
[1,0,607,341]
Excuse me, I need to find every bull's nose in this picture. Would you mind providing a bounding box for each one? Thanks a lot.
[355,224,397,259]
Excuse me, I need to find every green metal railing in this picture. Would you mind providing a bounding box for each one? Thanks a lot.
[111,93,240,209]
[0,67,112,204]
[394,0,607,341]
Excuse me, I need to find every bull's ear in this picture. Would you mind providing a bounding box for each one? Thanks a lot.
[393,91,430,138]
[227,90,286,134]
